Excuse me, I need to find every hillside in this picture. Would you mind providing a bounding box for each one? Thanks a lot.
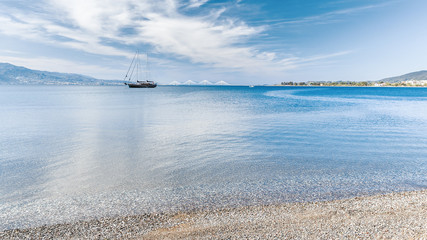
[0,63,121,85]
[379,70,427,83]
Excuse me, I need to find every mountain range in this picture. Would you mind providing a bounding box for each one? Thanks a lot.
[0,63,122,85]
[378,70,427,83]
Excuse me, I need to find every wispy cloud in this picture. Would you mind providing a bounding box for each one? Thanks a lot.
[0,0,352,77]
[278,50,353,70]
[257,4,384,26]
[187,0,209,8]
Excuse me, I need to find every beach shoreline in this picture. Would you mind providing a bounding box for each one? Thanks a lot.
[1,189,426,239]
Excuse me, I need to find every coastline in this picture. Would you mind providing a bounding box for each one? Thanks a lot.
[2,189,426,239]
[271,84,427,87]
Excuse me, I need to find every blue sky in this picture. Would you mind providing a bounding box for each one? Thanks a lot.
[0,0,426,84]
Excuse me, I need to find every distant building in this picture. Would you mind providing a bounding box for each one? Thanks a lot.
[402,80,427,86]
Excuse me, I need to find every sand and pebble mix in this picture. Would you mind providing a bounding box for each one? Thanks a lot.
[1,190,426,239]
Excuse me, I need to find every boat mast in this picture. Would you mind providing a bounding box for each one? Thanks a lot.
[124,51,138,82]
[137,50,140,82]
[145,52,149,82]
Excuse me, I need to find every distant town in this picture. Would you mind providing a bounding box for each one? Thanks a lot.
[279,80,427,87]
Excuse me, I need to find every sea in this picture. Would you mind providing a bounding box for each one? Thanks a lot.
[0,85,426,230]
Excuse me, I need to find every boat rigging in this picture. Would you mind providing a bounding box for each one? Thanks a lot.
[124,50,157,88]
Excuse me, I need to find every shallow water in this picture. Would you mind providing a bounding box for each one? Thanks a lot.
[0,85,426,230]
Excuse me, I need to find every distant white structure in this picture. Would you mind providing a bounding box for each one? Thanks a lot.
[199,80,213,85]
[215,80,230,85]
[168,80,230,86]
[169,81,181,85]
[184,80,197,85]
[402,80,427,86]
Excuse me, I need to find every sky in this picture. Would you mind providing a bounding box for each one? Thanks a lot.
[0,0,426,85]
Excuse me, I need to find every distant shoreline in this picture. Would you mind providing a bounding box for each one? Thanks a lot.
[272,84,427,88]
[2,189,426,239]
[278,78,427,87]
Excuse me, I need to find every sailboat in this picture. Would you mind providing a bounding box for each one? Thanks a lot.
[124,50,157,88]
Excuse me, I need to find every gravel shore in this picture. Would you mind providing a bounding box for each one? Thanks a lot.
[1,190,426,239]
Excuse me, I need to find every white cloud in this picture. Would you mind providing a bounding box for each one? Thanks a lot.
[0,0,351,77]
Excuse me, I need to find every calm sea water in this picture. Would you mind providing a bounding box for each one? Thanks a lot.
[0,85,426,229]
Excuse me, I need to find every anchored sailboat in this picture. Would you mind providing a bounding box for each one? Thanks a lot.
[124,50,157,88]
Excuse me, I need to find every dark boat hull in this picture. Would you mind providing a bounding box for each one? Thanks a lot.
[125,82,157,88]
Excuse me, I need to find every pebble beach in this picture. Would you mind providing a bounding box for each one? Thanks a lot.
[1,189,426,239]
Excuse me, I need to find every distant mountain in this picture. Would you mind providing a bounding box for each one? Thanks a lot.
[0,63,122,85]
[379,70,427,83]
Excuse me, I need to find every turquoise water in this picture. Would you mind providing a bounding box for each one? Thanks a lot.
[0,85,426,229]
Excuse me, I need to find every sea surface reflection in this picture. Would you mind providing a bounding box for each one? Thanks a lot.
[0,85,426,230]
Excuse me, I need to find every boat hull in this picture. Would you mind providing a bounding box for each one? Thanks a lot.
[126,82,157,88]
